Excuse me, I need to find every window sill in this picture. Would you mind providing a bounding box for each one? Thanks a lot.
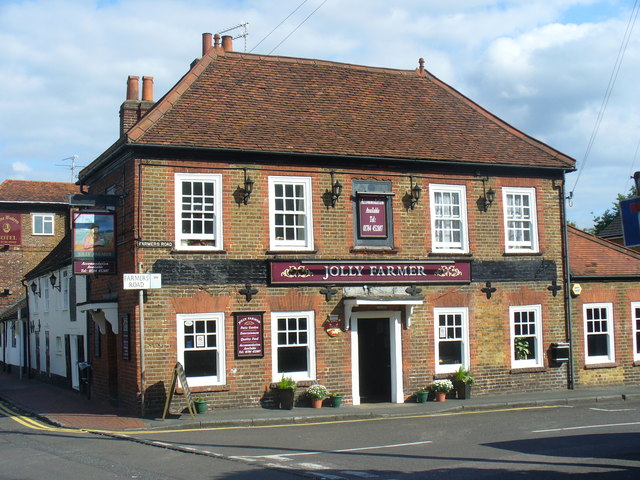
[176,385,229,394]
[584,362,619,369]
[634,360,640,367]
[428,252,473,258]
[502,251,543,257]
[350,246,397,253]
[510,366,547,374]
[266,250,317,255]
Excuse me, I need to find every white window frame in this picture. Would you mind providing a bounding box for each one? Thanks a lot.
[32,213,54,235]
[502,187,539,253]
[429,184,469,253]
[176,312,226,387]
[434,307,470,374]
[268,176,314,251]
[510,304,543,368]
[271,310,316,382]
[583,302,615,365]
[174,173,223,251]
[633,302,640,362]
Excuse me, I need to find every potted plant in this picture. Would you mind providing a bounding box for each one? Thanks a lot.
[515,337,531,360]
[416,388,429,403]
[452,366,474,399]
[430,379,453,402]
[193,395,208,414]
[329,392,343,408]
[272,376,296,410]
[306,384,328,408]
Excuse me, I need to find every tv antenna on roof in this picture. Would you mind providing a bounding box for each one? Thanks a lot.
[56,155,84,182]
[218,22,249,52]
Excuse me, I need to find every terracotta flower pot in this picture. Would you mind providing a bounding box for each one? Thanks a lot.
[435,391,446,402]
[310,397,323,408]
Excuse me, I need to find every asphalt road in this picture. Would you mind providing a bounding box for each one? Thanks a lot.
[2,399,640,479]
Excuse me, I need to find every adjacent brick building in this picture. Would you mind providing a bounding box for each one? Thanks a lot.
[77,33,578,414]
[0,180,77,375]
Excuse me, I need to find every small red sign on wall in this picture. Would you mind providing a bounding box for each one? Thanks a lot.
[0,213,21,246]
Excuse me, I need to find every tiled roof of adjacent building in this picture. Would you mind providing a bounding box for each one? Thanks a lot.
[91,44,575,172]
[0,179,77,203]
[568,225,640,277]
[597,214,622,239]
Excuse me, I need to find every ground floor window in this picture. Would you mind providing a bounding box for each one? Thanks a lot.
[434,307,469,374]
[271,310,316,382]
[177,312,225,386]
[583,303,614,364]
[510,305,543,368]
[633,302,640,362]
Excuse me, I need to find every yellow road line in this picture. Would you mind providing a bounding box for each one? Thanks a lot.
[119,405,561,436]
[0,402,561,436]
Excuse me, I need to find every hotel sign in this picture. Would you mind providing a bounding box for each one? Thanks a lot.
[0,213,21,245]
[270,261,471,285]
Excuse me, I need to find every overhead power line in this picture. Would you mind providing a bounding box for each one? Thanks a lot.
[570,0,640,197]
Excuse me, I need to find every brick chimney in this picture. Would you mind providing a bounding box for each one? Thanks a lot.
[119,75,155,136]
[221,35,233,52]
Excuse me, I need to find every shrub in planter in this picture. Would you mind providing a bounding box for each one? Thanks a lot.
[272,376,296,410]
[453,366,474,399]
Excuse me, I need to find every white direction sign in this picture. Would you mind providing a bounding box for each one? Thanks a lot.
[123,274,150,290]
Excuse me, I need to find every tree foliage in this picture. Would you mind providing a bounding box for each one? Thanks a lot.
[590,185,638,235]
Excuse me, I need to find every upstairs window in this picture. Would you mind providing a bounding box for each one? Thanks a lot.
[584,303,615,364]
[174,173,222,250]
[269,176,314,251]
[32,213,54,235]
[503,187,538,253]
[633,302,640,362]
[430,184,468,253]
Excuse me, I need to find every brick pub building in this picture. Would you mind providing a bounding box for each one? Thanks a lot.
[77,33,577,414]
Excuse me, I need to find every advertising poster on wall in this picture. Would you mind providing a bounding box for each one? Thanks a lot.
[73,212,116,274]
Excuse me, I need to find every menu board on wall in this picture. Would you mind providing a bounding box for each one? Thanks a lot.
[234,312,264,358]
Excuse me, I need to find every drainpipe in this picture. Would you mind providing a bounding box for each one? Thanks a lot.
[561,177,575,389]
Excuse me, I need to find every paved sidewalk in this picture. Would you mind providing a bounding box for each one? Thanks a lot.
[2,370,640,432]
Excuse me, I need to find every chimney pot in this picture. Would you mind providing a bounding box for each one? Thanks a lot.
[142,76,154,102]
[418,58,425,75]
[214,33,221,48]
[126,75,139,101]
[221,35,233,52]
[202,32,212,56]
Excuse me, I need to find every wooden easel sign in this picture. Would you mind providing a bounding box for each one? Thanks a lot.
[162,362,196,420]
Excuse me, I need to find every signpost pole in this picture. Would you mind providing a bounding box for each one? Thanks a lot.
[138,265,146,418]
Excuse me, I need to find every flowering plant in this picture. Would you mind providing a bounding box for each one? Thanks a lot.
[430,379,453,393]
[306,384,328,399]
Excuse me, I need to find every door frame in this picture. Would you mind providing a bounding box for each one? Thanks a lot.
[350,310,403,405]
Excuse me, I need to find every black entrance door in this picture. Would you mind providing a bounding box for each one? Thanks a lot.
[358,317,391,403]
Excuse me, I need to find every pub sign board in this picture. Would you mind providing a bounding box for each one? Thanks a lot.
[234,312,265,358]
[0,213,21,246]
[73,212,116,274]
[271,260,471,285]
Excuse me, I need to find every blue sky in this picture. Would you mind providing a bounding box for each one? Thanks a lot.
[0,0,637,229]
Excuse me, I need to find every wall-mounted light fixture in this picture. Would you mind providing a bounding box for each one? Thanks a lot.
[409,176,422,210]
[242,168,254,205]
[480,176,495,212]
[30,281,41,297]
[330,171,343,207]
[49,272,61,291]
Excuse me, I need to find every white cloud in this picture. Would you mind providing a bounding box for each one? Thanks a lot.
[0,0,635,228]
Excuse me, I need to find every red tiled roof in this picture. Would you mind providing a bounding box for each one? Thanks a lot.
[124,50,575,169]
[568,225,640,276]
[0,180,77,203]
